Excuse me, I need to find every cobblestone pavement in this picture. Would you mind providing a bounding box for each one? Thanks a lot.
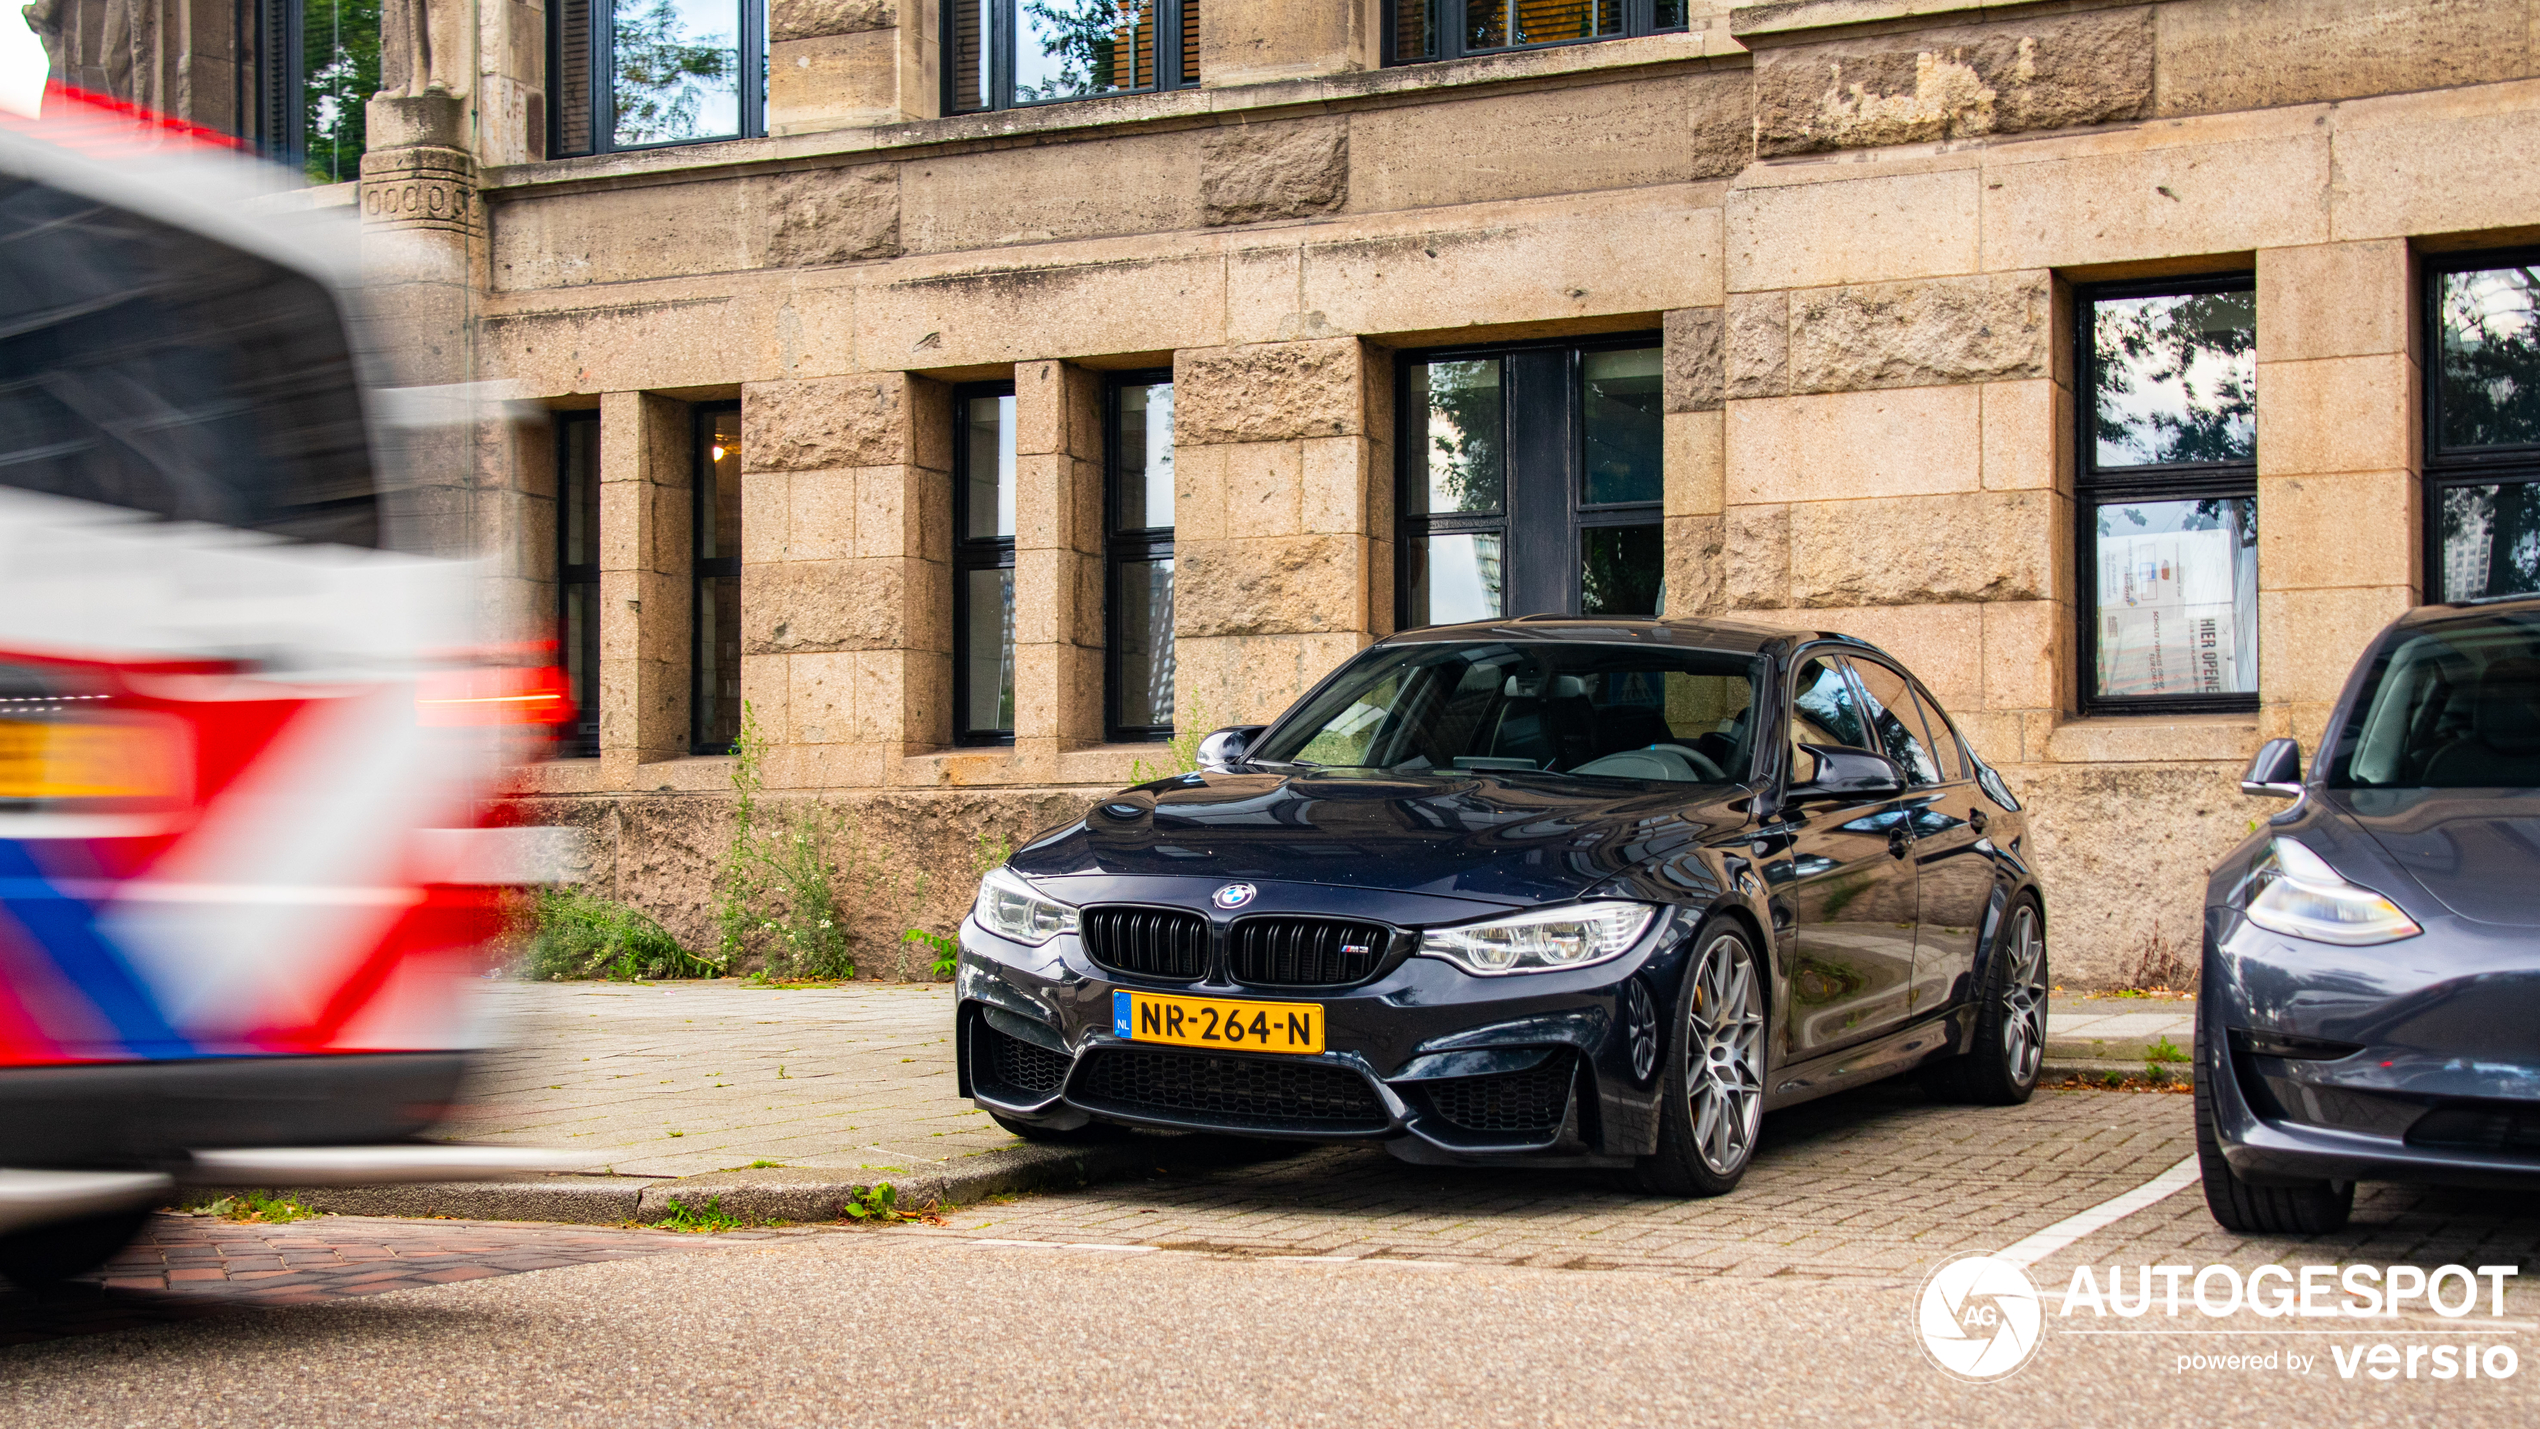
[444,981,2190,1181]
[932,1079,2204,1278]
[0,1215,740,1347]
[447,980,1009,1177]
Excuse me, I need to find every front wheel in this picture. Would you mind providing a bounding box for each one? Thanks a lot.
[0,1209,152,1289]
[1639,917,1767,1197]
[1922,895,2048,1106]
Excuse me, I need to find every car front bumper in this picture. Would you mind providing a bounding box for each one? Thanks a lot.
[2203,913,2540,1189]
[955,909,1698,1166]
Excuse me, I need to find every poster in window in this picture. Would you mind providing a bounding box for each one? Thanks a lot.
[2096,528,2248,698]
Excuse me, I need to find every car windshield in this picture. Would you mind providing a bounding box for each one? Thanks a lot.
[1248,641,1761,784]
[2328,608,2540,788]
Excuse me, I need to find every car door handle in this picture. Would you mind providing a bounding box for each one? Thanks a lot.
[1887,827,1913,860]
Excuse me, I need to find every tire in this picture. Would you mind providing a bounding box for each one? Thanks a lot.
[2194,1066,2354,1235]
[1922,894,2048,1106]
[1639,916,1767,1198]
[989,1110,1129,1144]
[0,1209,152,1289]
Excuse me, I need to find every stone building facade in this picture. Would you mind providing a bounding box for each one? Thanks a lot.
[37,0,2540,981]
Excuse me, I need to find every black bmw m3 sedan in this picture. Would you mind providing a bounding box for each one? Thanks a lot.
[2200,595,2540,1233]
[954,617,2048,1196]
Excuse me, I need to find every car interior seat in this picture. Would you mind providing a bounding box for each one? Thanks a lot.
[2422,655,2540,786]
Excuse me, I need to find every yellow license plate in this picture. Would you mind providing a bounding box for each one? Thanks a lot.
[1113,990,1324,1054]
[0,718,186,801]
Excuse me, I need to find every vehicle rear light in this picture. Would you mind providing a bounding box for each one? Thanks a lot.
[415,666,574,728]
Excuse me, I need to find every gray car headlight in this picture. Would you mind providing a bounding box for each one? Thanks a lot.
[2241,838,2421,947]
[972,866,1080,946]
[1417,901,1658,976]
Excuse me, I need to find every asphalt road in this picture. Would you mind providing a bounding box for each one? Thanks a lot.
[4,1082,2533,1426]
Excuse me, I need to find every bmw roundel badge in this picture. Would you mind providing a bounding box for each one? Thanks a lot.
[1212,883,1258,910]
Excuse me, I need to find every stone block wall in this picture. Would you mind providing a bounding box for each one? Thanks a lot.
[456,0,2540,985]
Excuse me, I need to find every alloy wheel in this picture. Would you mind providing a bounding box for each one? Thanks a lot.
[2000,905,2048,1085]
[1685,932,1765,1176]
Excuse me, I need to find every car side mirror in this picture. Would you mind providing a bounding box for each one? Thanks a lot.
[1195,725,1268,773]
[2242,737,2303,799]
[1788,743,1905,802]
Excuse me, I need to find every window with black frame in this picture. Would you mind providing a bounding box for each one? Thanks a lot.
[253,0,382,183]
[1398,338,1664,628]
[2076,277,2260,713]
[2427,249,2540,601]
[557,412,602,758]
[1388,0,1687,65]
[954,384,1018,745]
[549,0,766,157]
[946,0,1198,114]
[692,405,742,755]
[1107,373,1175,742]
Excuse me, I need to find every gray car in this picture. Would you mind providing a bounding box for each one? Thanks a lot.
[2200,595,2540,1233]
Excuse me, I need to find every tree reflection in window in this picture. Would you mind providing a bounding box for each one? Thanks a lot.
[1017,0,1160,100]
[612,0,741,146]
[2091,291,2256,467]
[2438,265,2540,451]
[302,0,380,185]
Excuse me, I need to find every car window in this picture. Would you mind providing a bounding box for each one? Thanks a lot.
[1790,654,1869,761]
[2328,609,2540,788]
[1255,640,1761,783]
[1899,676,1967,782]
[1847,659,1942,787]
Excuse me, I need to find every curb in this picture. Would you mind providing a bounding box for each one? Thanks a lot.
[205,1135,1293,1228]
[2041,1056,2196,1086]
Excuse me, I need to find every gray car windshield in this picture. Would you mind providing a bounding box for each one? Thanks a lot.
[1249,642,1761,784]
[2328,610,2540,787]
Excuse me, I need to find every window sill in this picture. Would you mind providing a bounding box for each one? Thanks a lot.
[2044,714,2262,766]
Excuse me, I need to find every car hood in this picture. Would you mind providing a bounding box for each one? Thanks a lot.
[1007,769,1756,905]
[2331,788,2540,927]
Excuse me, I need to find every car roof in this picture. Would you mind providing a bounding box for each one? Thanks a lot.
[2397,592,2540,626]
[1374,614,1878,660]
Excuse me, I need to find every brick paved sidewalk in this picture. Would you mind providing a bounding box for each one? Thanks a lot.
[447,980,1008,1179]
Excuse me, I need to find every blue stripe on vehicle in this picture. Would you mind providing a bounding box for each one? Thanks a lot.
[1113,989,1131,1040]
[0,841,194,1059]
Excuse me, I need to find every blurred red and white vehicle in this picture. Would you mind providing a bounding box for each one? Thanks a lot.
[0,90,577,1286]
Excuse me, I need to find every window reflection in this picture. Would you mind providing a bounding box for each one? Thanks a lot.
[2439,483,2540,600]
[1113,558,1175,730]
[1408,360,1503,516]
[965,567,1017,734]
[611,0,743,146]
[1407,533,1504,626]
[2092,291,2256,467]
[302,0,379,184]
[1466,0,1622,50]
[1115,383,1174,530]
[1582,347,1662,506]
[2093,497,2258,698]
[964,394,1016,540]
[2437,264,2540,451]
[1017,0,1161,100]
[1579,524,1661,617]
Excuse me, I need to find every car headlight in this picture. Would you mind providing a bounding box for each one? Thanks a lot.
[972,866,1080,946]
[2241,839,2421,947]
[1417,901,1659,976]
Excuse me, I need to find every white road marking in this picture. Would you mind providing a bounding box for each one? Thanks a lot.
[1994,1154,2202,1269]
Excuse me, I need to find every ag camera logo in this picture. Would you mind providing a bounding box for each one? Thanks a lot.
[1918,1256,2045,1382]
